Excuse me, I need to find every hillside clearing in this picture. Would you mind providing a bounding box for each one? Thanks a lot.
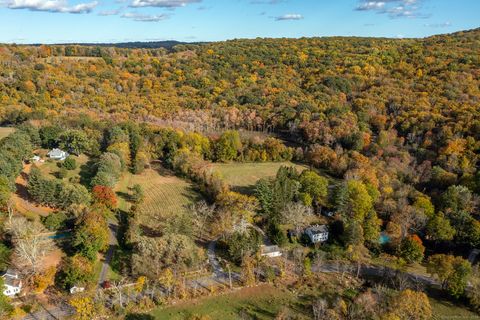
[116,165,200,228]
[210,162,308,194]
[150,284,301,320]
[0,127,15,139]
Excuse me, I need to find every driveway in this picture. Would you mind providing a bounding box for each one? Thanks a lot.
[97,219,118,288]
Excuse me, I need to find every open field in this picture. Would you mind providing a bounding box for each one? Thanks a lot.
[116,165,200,227]
[150,284,303,320]
[430,297,480,319]
[0,127,15,139]
[150,283,480,320]
[210,161,308,194]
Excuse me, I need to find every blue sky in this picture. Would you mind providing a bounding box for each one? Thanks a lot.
[1,0,479,43]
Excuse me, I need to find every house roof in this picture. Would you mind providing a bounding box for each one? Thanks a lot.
[306,225,328,235]
[261,245,281,254]
[48,148,66,157]
[4,277,21,287]
[2,269,21,287]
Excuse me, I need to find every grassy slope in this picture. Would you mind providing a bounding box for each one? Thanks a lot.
[0,127,15,139]
[151,285,304,320]
[430,297,479,320]
[211,161,308,194]
[150,285,479,320]
[115,165,199,224]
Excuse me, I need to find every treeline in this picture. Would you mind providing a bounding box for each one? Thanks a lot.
[27,167,90,209]
[0,126,35,207]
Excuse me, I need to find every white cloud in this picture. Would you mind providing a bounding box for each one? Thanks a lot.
[251,0,285,4]
[275,13,303,21]
[424,21,452,28]
[355,0,428,18]
[129,0,200,8]
[356,1,386,11]
[98,9,121,15]
[122,11,169,21]
[6,0,97,13]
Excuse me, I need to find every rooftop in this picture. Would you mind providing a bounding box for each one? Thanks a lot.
[306,225,328,235]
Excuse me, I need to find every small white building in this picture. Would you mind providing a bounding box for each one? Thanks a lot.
[47,148,68,161]
[260,245,282,258]
[2,269,22,297]
[70,285,85,294]
[305,225,329,244]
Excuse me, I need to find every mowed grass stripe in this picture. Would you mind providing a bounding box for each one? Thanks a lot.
[117,165,199,228]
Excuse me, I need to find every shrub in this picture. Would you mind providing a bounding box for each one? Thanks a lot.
[62,156,77,170]
[41,212,69,231]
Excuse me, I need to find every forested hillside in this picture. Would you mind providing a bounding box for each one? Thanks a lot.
[1,28,480,318]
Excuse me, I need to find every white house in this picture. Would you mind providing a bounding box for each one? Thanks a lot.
[70,285,85,294]
[305,225,329,244]
[47,148,68,161]
[260,245,282,258]
[2,269,22,297]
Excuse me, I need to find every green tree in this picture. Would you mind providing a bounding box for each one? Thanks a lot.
[59,183,91,209]
[0,277,13,318]
[441,185,474,214]
[73,207,109,260]
[226,229,262,264]
[214,130,242,162]
[62,156,77,170]
[427,254,472,298]
[59,130,90,155]
[426,213,456,241]
[39,125,63,148]
[60,255,94,289]
[0,243,11,271]
[0,175,11,207]
[299,170,328,207]
[398,235,425,264]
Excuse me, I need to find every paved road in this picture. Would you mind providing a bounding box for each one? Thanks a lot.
[22,302,75,320]
[314,262,439,287]
[97,219,118,288]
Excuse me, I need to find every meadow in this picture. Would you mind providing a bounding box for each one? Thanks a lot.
[150,284,480,320]
[116,164,200,228]
[0,127,15,139]
[210,161,308,194]
[150,285,302,320]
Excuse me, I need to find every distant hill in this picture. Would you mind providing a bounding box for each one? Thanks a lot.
[29,40,205,50]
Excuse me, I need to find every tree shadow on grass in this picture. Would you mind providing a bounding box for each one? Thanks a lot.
[125,314,155,320]
[116,191,132,203]
[79,158,97,187]
[231,184,256,195]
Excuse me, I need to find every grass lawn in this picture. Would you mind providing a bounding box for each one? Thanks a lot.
[115,164,200,228]
[150,285,307,320]
[430,297,480,319]
[37,153,90,182]
[210,161,308,194]
[0,127,15,139]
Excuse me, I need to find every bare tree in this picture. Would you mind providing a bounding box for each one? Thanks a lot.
[190,200,215,238]
[312,298,329,320]
[5,215,54,275]
[281,202,313,234]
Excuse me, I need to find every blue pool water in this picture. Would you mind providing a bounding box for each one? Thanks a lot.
[379,233,391,245]
[47,232,71,240]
